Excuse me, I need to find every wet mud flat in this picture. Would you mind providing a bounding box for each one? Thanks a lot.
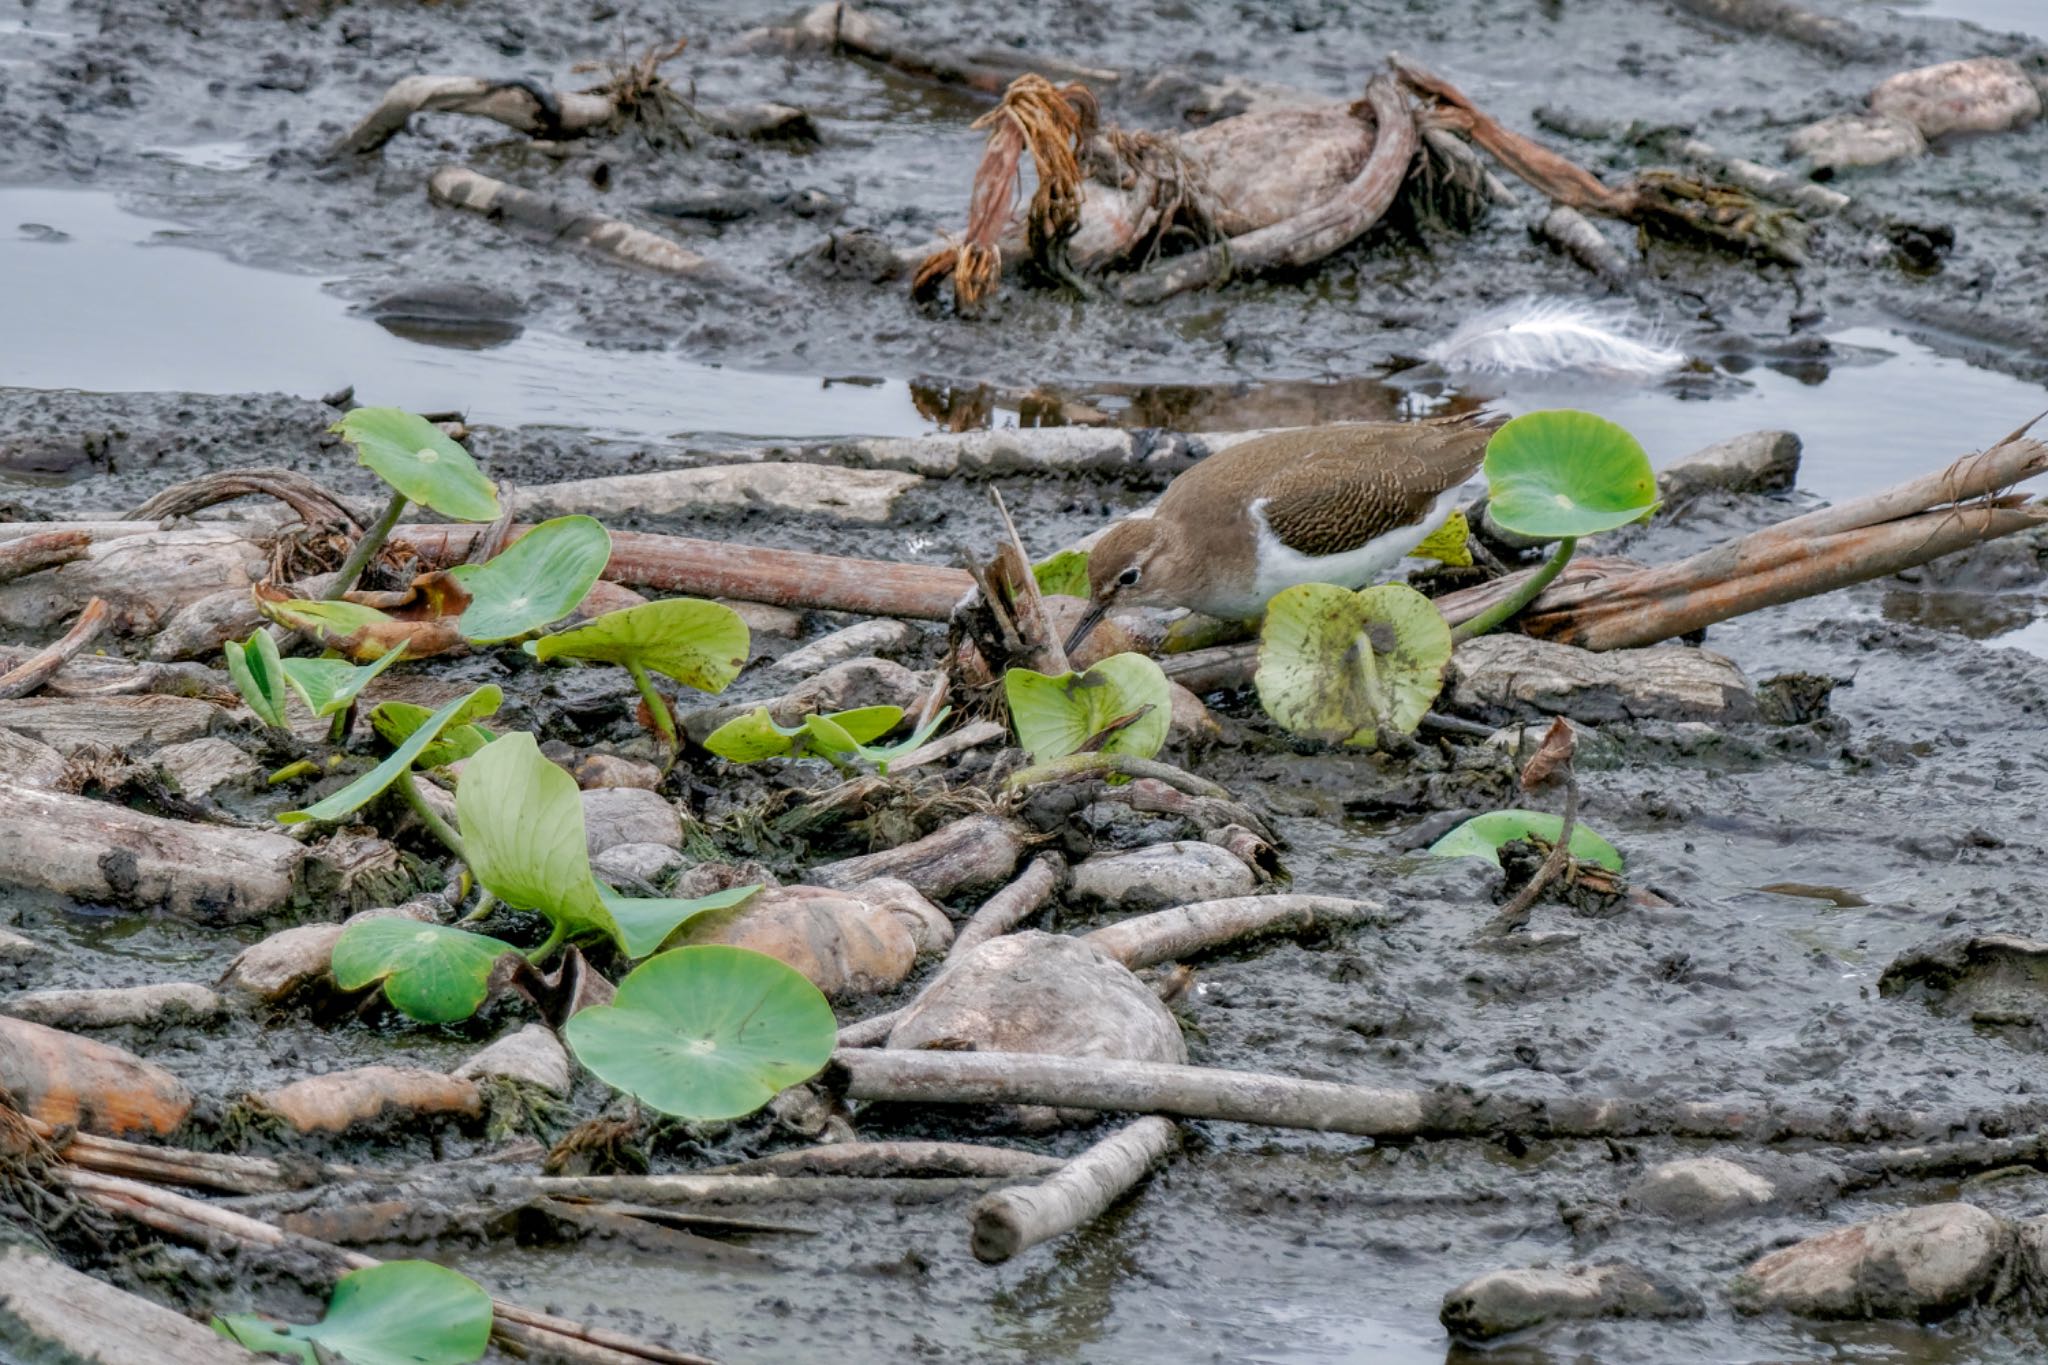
[3,0,2048,1362]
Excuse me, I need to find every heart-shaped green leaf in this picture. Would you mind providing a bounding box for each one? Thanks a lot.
[564,945,836,1122]
[224,631,289,728]
[1005,653,1172,762]
[597,883,762,959]
[331,918,517,1024]
[213,1260,492,1365]
[1483,409,1659,540]
[280,685,502,825]
[449,515,612,644]
[527,598,749,694]
[1427,808,1624,871]
[279,643,407,719]
[1256,582,1451,747]
[371,700,495,769]
[457,731,616,949]
[1032,549,1091,598]
[332,407,500,522]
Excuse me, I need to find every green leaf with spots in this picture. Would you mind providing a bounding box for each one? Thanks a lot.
[564,945,836,1122]
[330,918,516,1024]
[213,1260,492,1365]
[1427,809,1624,871]
[449,515,612,644]
[527,598,749,694]
[331,407,500,522]
[1255,582,1450,748]
[1482,409,1659,540]
[1004,653,1171,762]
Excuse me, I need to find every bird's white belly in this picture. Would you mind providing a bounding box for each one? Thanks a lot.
[1216,486,1466,618]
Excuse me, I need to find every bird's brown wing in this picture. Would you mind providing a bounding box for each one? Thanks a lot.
[1247,417,1491,558]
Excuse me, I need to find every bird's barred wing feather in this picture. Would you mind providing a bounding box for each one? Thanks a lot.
[1255,425,1488,559]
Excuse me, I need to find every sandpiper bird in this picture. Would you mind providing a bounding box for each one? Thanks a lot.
[1065,412,1496,655]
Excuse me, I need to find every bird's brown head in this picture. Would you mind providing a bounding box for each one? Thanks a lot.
[1064,518,1189,656]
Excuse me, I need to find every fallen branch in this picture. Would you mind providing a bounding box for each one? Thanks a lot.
[968,1115,1178,1262]
[0,529,91,586]
[0,598,109,700]
[126,468,362,532]
[949,852,1066,961]
[428,166,729,278]
[833,1049,2038,1144]
[700,1140,1064,1180]
[1080,895,1390,971]
[1665,0,1877,61]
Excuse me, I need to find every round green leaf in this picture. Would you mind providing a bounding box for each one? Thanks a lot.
[528,599,750,694]
[1427,809,1625,871]
[280,685,502,825]
[449,516,612,645]
[1004,653,1171,762]
[332,407,500,522]
[1032,549,1091,598]
[215,1260,491,1365]
[564,945,836,1121]
[1255,582,1450,747]
[1482,409,1659,539]
[224,631,289,728]
[331,919,516,1024]
[280,643,407,719]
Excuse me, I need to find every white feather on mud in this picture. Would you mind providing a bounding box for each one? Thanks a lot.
[1425,298,1685,378]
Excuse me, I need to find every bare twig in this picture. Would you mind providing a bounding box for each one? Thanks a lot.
[968,1116,1178,1262]
[0,599,110,701]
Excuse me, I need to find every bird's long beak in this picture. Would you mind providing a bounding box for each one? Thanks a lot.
[1063,600,1109,660]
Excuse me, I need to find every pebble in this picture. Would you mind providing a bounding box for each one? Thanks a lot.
[1067,841,1258,913]
[1441,1262,1703,1341]
[1734,1203,2010,1319]
[1629,1156,1777,1221]
[581,787,683,856]
[452,1023,572,1096]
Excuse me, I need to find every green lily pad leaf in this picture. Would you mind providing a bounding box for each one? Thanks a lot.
[279,643,407,719]
[332,407,500,522]
[213,1260,492,1365]
[527,598,749,694]
[449,515,612,645]
[1255,583,1451,748]
[224,631,289,728]
[1483,409,1659,540]
[370,700,495,769]
[1004,653,1171,762]
[1032,549,1090,598]
[331,918,516,1024]
[563,945,836,1122]
[457,731,625,952]
[280,685,502,825]
[1427,809,1625,872]
[597,883,762,959]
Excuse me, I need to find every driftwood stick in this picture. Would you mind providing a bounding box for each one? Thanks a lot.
[0,529,91,586]
[699,1140,1064,1180]
[394,522,973,620]
[1003,751,1235,800]
[0,598,110,700]
[1533,205,1636,288]
[428,166,727,278]
[126,468,363,532]
[968,1115,1178,1262]
[1118,76,1419,304]
[836,1009,902,1048]
[1664,0,1877,61]
[949,852,1066,962]
[834,1049,2016,1144]
[739,2,1118,95]
[62,1169,709,1365]
[335,75,620,156]
[1081,895,1390,971]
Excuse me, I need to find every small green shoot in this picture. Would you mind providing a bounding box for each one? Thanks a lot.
[224,630,289,728]
[330,919,518,1024]
[704,703,950,773]
[213,1260,491,1365]
[1256,582,1451,748]
[1427,809,1624,871]
[1004,653,1171,762]
[371,700,495,769]
[563,944,837,1122]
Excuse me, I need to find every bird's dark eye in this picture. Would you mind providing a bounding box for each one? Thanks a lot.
[1116,566,1142,587]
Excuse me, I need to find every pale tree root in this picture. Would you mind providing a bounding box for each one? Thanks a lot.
[968,1115,1179,1263]
[0,598,109,701]
[0,529,91,586]
[1081,894,1392,971]
[427,166,732,280]
[947,851,1066,962]
[832,1049,2041,1145]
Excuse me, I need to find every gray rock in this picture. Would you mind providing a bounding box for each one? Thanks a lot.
[1879,933,2048,1043]
[1068,841,1258,913]
[0,926,39,969]
[1786,112,1925,170]
[1448,635,1757,725]
[844,877,955,954]
[1659,430,1802,499]
[453,1023,572,1096]
[1734,1203,2010,1319]
[1630,1156,1777,1221]
[582,787,683,856]
[1441,1262,1703,1342]
[591,841,685,889]
[773,619,920,678]
[572,753,663,791]
[3,982,223,1029]
[218,901,437,1004]
[152,736,260,798]
[1870,57,2041,139]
